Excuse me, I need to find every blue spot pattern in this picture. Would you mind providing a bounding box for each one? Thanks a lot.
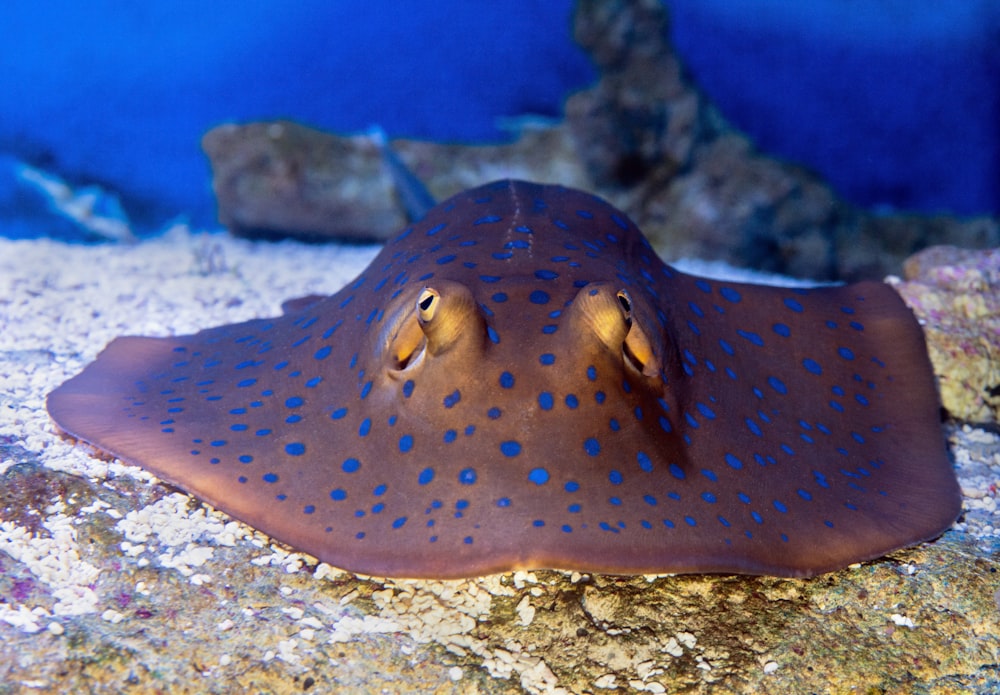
[70,179,953,580]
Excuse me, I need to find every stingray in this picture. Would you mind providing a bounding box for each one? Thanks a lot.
[47,180,960,579]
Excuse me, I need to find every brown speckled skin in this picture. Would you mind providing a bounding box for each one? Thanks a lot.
[47,181,960,578]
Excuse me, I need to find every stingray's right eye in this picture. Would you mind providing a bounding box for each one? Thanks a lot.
[417,288,439,322]
[616,290,634,326]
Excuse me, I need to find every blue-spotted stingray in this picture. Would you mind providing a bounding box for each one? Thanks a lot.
[47,180,960,578]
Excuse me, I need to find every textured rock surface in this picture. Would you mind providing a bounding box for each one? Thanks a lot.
[202,122,406,242]
[893,245,1000,426]
[2,230,999,693]
[204,122,590,243]
[565,0,999,281]
[203,0,999,282]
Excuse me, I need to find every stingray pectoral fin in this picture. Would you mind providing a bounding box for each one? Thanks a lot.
[280,294,328,314]
[833,280,962,542]
[661,276,960,577]
[48,336,188,457]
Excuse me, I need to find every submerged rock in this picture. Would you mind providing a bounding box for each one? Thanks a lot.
[564,0,999,281]
[893,245,1000,426]
[203,121,589,243]
[203,0,998,281]
[202,121,406,242]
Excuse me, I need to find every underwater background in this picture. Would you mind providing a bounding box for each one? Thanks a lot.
[2,4,1000,691]
[1,0,998,239]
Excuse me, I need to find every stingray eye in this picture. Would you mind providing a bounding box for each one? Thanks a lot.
[417,288,439,322]
[616,290,633,326]
[617,289,658,377]
[570,283,659,378]
[392,321,426,371]
[385,289,436,372]
[386,284,477,374]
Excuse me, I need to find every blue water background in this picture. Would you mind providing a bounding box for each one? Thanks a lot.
[1,1,997,239]
[665,0,1000,216]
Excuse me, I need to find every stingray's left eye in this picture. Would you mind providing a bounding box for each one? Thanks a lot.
[417,288,439,322]
[617,289,658,377]
[616,290,633,325]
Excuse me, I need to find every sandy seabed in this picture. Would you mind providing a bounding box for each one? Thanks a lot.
[1,226,998,694]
